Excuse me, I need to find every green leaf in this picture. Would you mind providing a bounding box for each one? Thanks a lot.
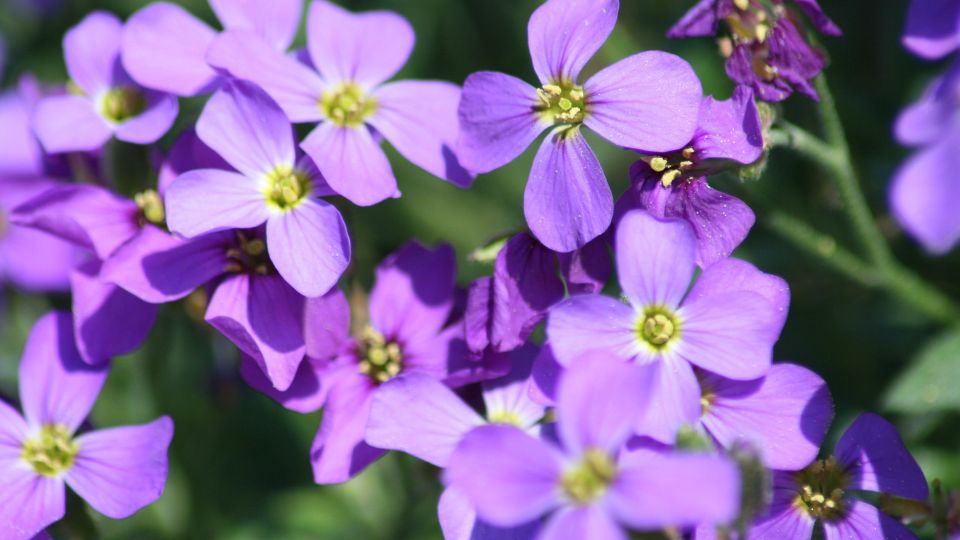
[885,329,960,413]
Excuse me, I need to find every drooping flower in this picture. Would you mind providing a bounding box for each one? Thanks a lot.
[669,0,840,102]
[548,210,788,442]
[445,351,741,538]
[903,0,960,60]
[0,311,173,539]
[616,85,763,267]
[32,12,178,154]
[205,0,473,206]
[122,0,303,96]
[164,80,351,298]
[458,0,703,252]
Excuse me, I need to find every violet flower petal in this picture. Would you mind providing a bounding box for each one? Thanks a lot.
[633,355,701,443]
[64,11,121,95]
[304,288,351,361]
[240,355,332,414]
[538,505,626,540]
[210,0,302,51]
[527,0,618,84]
[694,85,764,164]
[748,472,816,539]
[164,169,268,238]
[301,122,399,206]
[557,237,611,295]
[616,210,696,309]
[481,344,546,429]
[903,0,960,60]
[667,0,725,38]
[546,294,639,366]
[0,467,64,540]
[266,198,350,298]
[822,500,917,540]
[32,95,112,154]
[834,413,929,502]
[438,486,541,540]
[114,90,178,145]
[310,371,383,483]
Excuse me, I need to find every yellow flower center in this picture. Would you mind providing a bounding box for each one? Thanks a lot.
[535,82,587,126]
[134,189,166,226]
[264,165,312,211]
[22,424,79,477]
[320,83,378,128]
[560,449,617,505]
[636,306,682,352]
[487,410,524,427]
[100,87,146,123]
[357,326,403,384]
[647,147,697,188]
[793,456,849,521]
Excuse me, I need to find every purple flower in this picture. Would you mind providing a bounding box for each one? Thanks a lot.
[890,64,960,254]
[721,414,929,540]
[444,351,740,537]
[32,12,178,154]
[0,312,173,539]
[670,0,840,102]
[206,0,473,206]
[903,0,960,59]
[548,211,788,442]
[122,0,302,96]
[458,0,703,252]
[164,80,351,298]
[616,85,763,267]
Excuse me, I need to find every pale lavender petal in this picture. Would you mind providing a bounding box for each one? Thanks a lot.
[822,500,917,540]
[700,363,833,470]
[457,71,545,173]
[367,373,485,467]
[304,288,351,360]
[207,30,326,122]
[210,0,302,50]
[677,290,778,380]
[0,465,64,540]
[0,90,44,175]
[527,0,618,84]
[64,11,121,95]
[240,355,333,413]
[306,0,414,87]
[114,91,178,145]
[0,223,78,293]
[301,122,399,206]
[164,169,268,238]
[18,311,108,431]
[634,355,701,443]
[197,81,295,178]
[32,95,112,153]
[610,453,740,529]
[557,350,651,454]
[0,400,28,454]
[206,274,306,391]
[310,370,383,483]
[835,413,929,501]
[66,417,173,519]
[890,130,960,254]
[694,85,763,164]
[482,344,546,430]
[538,506,626,540]
[100,227,232,304]
[546,294,639,366]
[439,487,541,540]
[122,2,218,96]
[525,129,612,252]
[71,262,159,365]
[584,51,702,152]
[369,242,455,344]
[266,198,350,297]
[903,0,960,60]
[444,425,564,527]
[369,80,473,187]
[615,210,696,309]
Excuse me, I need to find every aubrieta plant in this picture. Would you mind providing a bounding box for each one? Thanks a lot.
[0,0,958,539]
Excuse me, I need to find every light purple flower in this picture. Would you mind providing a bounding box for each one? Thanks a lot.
[32,12,178,154]
[445,351,740,538]
[616,85,763,267]
[903,0,960,59]
[164,80,350,298]
[0,312,173,539]
[122,0,302,96]
[206,0,473,206]
[548,211,788,442]
[458,0,703,252]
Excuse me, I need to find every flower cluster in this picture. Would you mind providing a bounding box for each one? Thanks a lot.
[0,0,946,539]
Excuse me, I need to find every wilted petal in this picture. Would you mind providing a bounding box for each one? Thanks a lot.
[301,122,399,206]
[32,95,112,154]
[834,414,929,502]
[164,169,268,238]
[64,11,121,95]
[615,210,696,309]
[210,0,302,50]
[266,198,350,298]
[527,0,618,83]
[546,294,639,366]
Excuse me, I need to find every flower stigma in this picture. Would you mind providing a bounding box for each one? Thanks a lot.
[535,82,587,126]
[647,147,697,188]
[561,449,617,505]
[636,306,682,352]
[264,165,312,211]
[793,456,849,521]
[320,82,378,128]
[357,326,403,384]
[224,231,272,275]
[100,87,147,123]
[21,424,79,477]
[134,189,165,226]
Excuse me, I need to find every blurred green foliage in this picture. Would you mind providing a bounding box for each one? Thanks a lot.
[2,0,960,538]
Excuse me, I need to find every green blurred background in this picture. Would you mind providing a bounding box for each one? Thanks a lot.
[2,0,959,538]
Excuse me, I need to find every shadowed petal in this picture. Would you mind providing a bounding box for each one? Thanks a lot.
[301,122,399,206]
[793,0,842,36]
[748,472,816,540]
[64,12,121,95]
[210,0,302,51]
[584,51,702,152]
[32,95,112,153]
[822,500,917,540]
[903,0,960,60]
[403,325,509,388]
[482,344,546,430]
[114,91,178,145]
[834,413,929,502]
[310,370,383,483]
[557,237,611,295]
[667,0,725,38]
[529,344,562,407]
[547,294,639,366]
[304,288,351,361]
[164,169,269,238]
[525,129,612,252]
[527,0,618,83]
[19,311,108,431]
[0,465,64,540]
[634,355,701,443]
[66,417,173,519]
[616,210,696,309]
[539,506,626,540]
[241,355,335,413]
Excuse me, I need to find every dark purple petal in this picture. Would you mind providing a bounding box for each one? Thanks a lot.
[456,71,545,174]
[32,95,112,153]
[667,0,726,38]
[0,466,64,540]
[529,344,562,407]
[694,85,764,165]
[240,355,333,413]
[310,370,383,483]
[538,506,626,540]
[301,122,399,206]
[584,51,702,152]
[546,294,639,366]
[527,0,618,83]
[266,199,350,298]
[369,80,474,187]
[834,413,929,502]
[304,288,351,361]
[66,417,173,519]
[64,11,121,95]
[557,237,611,295]
[210,0,302,51]
[616,210,696,309]
[792,0,842,36]
[404,325,509,388]
[821,500,917,540]
[114,91,178,145]
[464,276,493,355]
[525,129,612,252]
[687,257,790,339]
[70,263,158,365]
[903,0,960,59]
[206,274,306,391]
[158,129,231,194]
[725,44,793,103]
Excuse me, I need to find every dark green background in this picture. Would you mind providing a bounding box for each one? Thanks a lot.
[1,1,958,538]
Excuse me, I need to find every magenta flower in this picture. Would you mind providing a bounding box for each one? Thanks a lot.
[445,351,740,537]
[903,0,960,59]
[32,12,178,154]
[206,0,472,206]
[164,80,351,298]
[0,312,173,539]
[458,0,702,252]
[548,211,788,442]
[122,0,302,96]
[616,86,763,267]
